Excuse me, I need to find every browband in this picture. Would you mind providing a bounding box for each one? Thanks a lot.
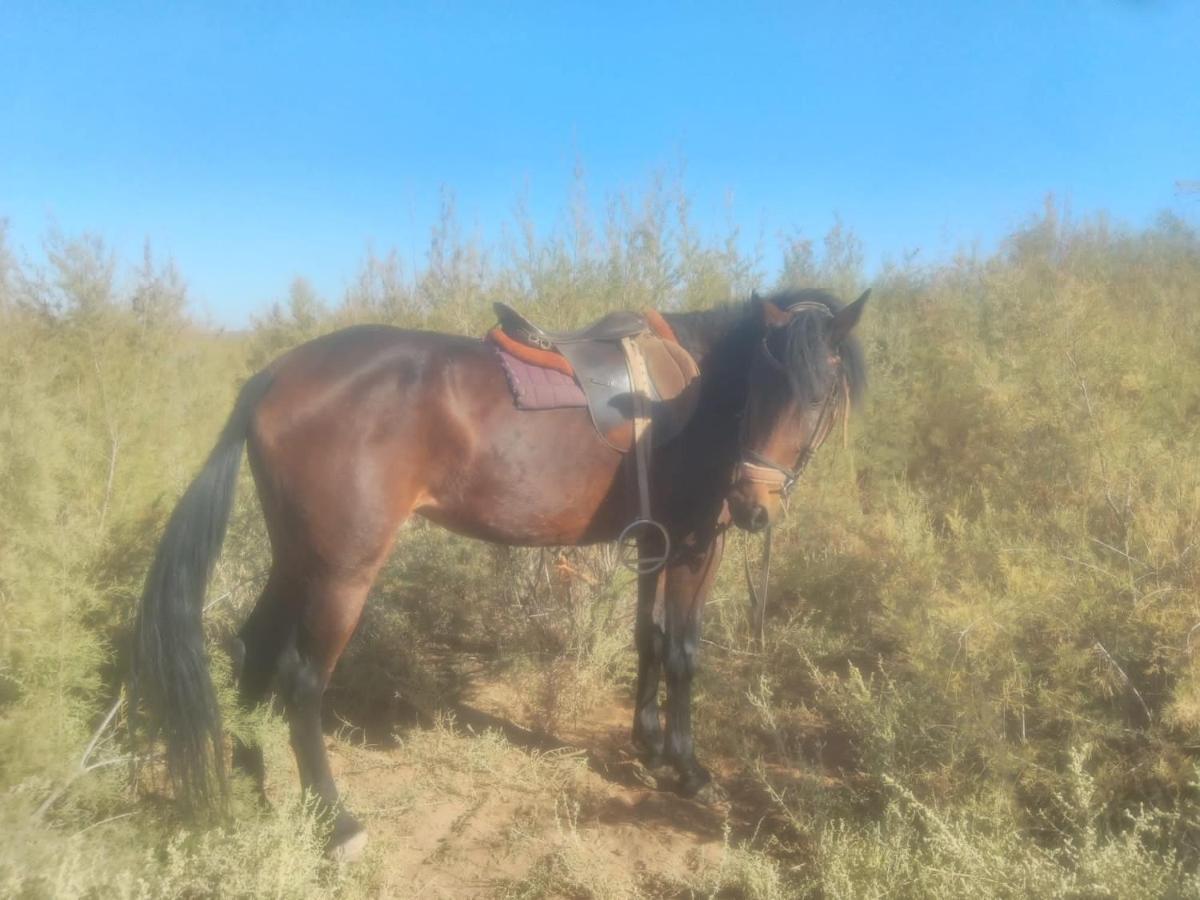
[784,301,834,316]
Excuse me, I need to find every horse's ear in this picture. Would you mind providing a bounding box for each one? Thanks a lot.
[753,292,790,328]
[829,289,870,345]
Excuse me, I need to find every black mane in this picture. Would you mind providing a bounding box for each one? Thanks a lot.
[666,288,867,406]
[770,288,867,406]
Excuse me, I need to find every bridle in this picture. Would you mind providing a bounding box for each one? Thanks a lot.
[736,301,846,507]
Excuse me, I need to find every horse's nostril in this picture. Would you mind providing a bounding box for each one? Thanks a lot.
[749,505,770,532]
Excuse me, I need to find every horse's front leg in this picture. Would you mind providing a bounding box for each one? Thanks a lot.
[662,527,725,797]
[632,565,666,767]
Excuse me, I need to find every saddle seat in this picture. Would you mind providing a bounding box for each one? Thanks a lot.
[494,304,647,347]
[490,302,700,453]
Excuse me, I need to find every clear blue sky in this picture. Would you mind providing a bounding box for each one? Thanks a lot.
[3,1,1198,325]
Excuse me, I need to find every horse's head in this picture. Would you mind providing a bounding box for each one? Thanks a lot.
[727,289,869,532]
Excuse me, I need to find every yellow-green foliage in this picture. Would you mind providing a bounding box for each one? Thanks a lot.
[1,194,1199,896]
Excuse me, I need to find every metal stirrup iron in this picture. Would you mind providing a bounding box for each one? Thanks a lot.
[617,336,671,574]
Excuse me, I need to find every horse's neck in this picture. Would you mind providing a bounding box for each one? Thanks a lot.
[665,306,758,409]
[665,306,757,464]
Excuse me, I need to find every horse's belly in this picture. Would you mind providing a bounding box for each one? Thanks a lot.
[416,407,633,547]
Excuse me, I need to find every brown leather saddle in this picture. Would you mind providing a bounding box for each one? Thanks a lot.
[492,303,700,453]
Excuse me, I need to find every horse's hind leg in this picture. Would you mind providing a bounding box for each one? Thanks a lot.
[276,567,383,860]
[231,569,293,795]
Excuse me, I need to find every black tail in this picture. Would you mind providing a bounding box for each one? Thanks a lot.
[133,369,273,808]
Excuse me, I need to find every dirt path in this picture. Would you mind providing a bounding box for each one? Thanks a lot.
[326,678,755,897]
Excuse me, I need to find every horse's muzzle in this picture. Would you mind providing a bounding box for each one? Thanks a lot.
[746,504,770,532]
[729,495,772,533]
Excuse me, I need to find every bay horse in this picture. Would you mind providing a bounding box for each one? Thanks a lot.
[134,288,868,858]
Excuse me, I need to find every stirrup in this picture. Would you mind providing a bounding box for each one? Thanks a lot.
[618,519,671,575]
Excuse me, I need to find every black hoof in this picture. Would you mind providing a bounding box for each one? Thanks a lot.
[327,811,368,862]
[632,736,666,770]
[676,765,713,799]
[639,749,669,772]
[691,779,728,805]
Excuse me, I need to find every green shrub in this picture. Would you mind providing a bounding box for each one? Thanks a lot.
[2,197,1199,894]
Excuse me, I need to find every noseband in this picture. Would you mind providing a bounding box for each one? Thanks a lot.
[737,302,844,503]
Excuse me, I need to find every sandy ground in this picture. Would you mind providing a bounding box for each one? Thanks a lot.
[321,675,773,897]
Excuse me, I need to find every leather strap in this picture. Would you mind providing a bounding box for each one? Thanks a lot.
[617,336,671,574]
[745,525,772,650]
[623,335,654,524]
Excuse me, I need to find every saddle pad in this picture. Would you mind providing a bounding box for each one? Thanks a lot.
[492,344,586,410]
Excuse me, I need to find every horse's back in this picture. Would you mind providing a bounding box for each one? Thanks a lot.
[257,325,495,424]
